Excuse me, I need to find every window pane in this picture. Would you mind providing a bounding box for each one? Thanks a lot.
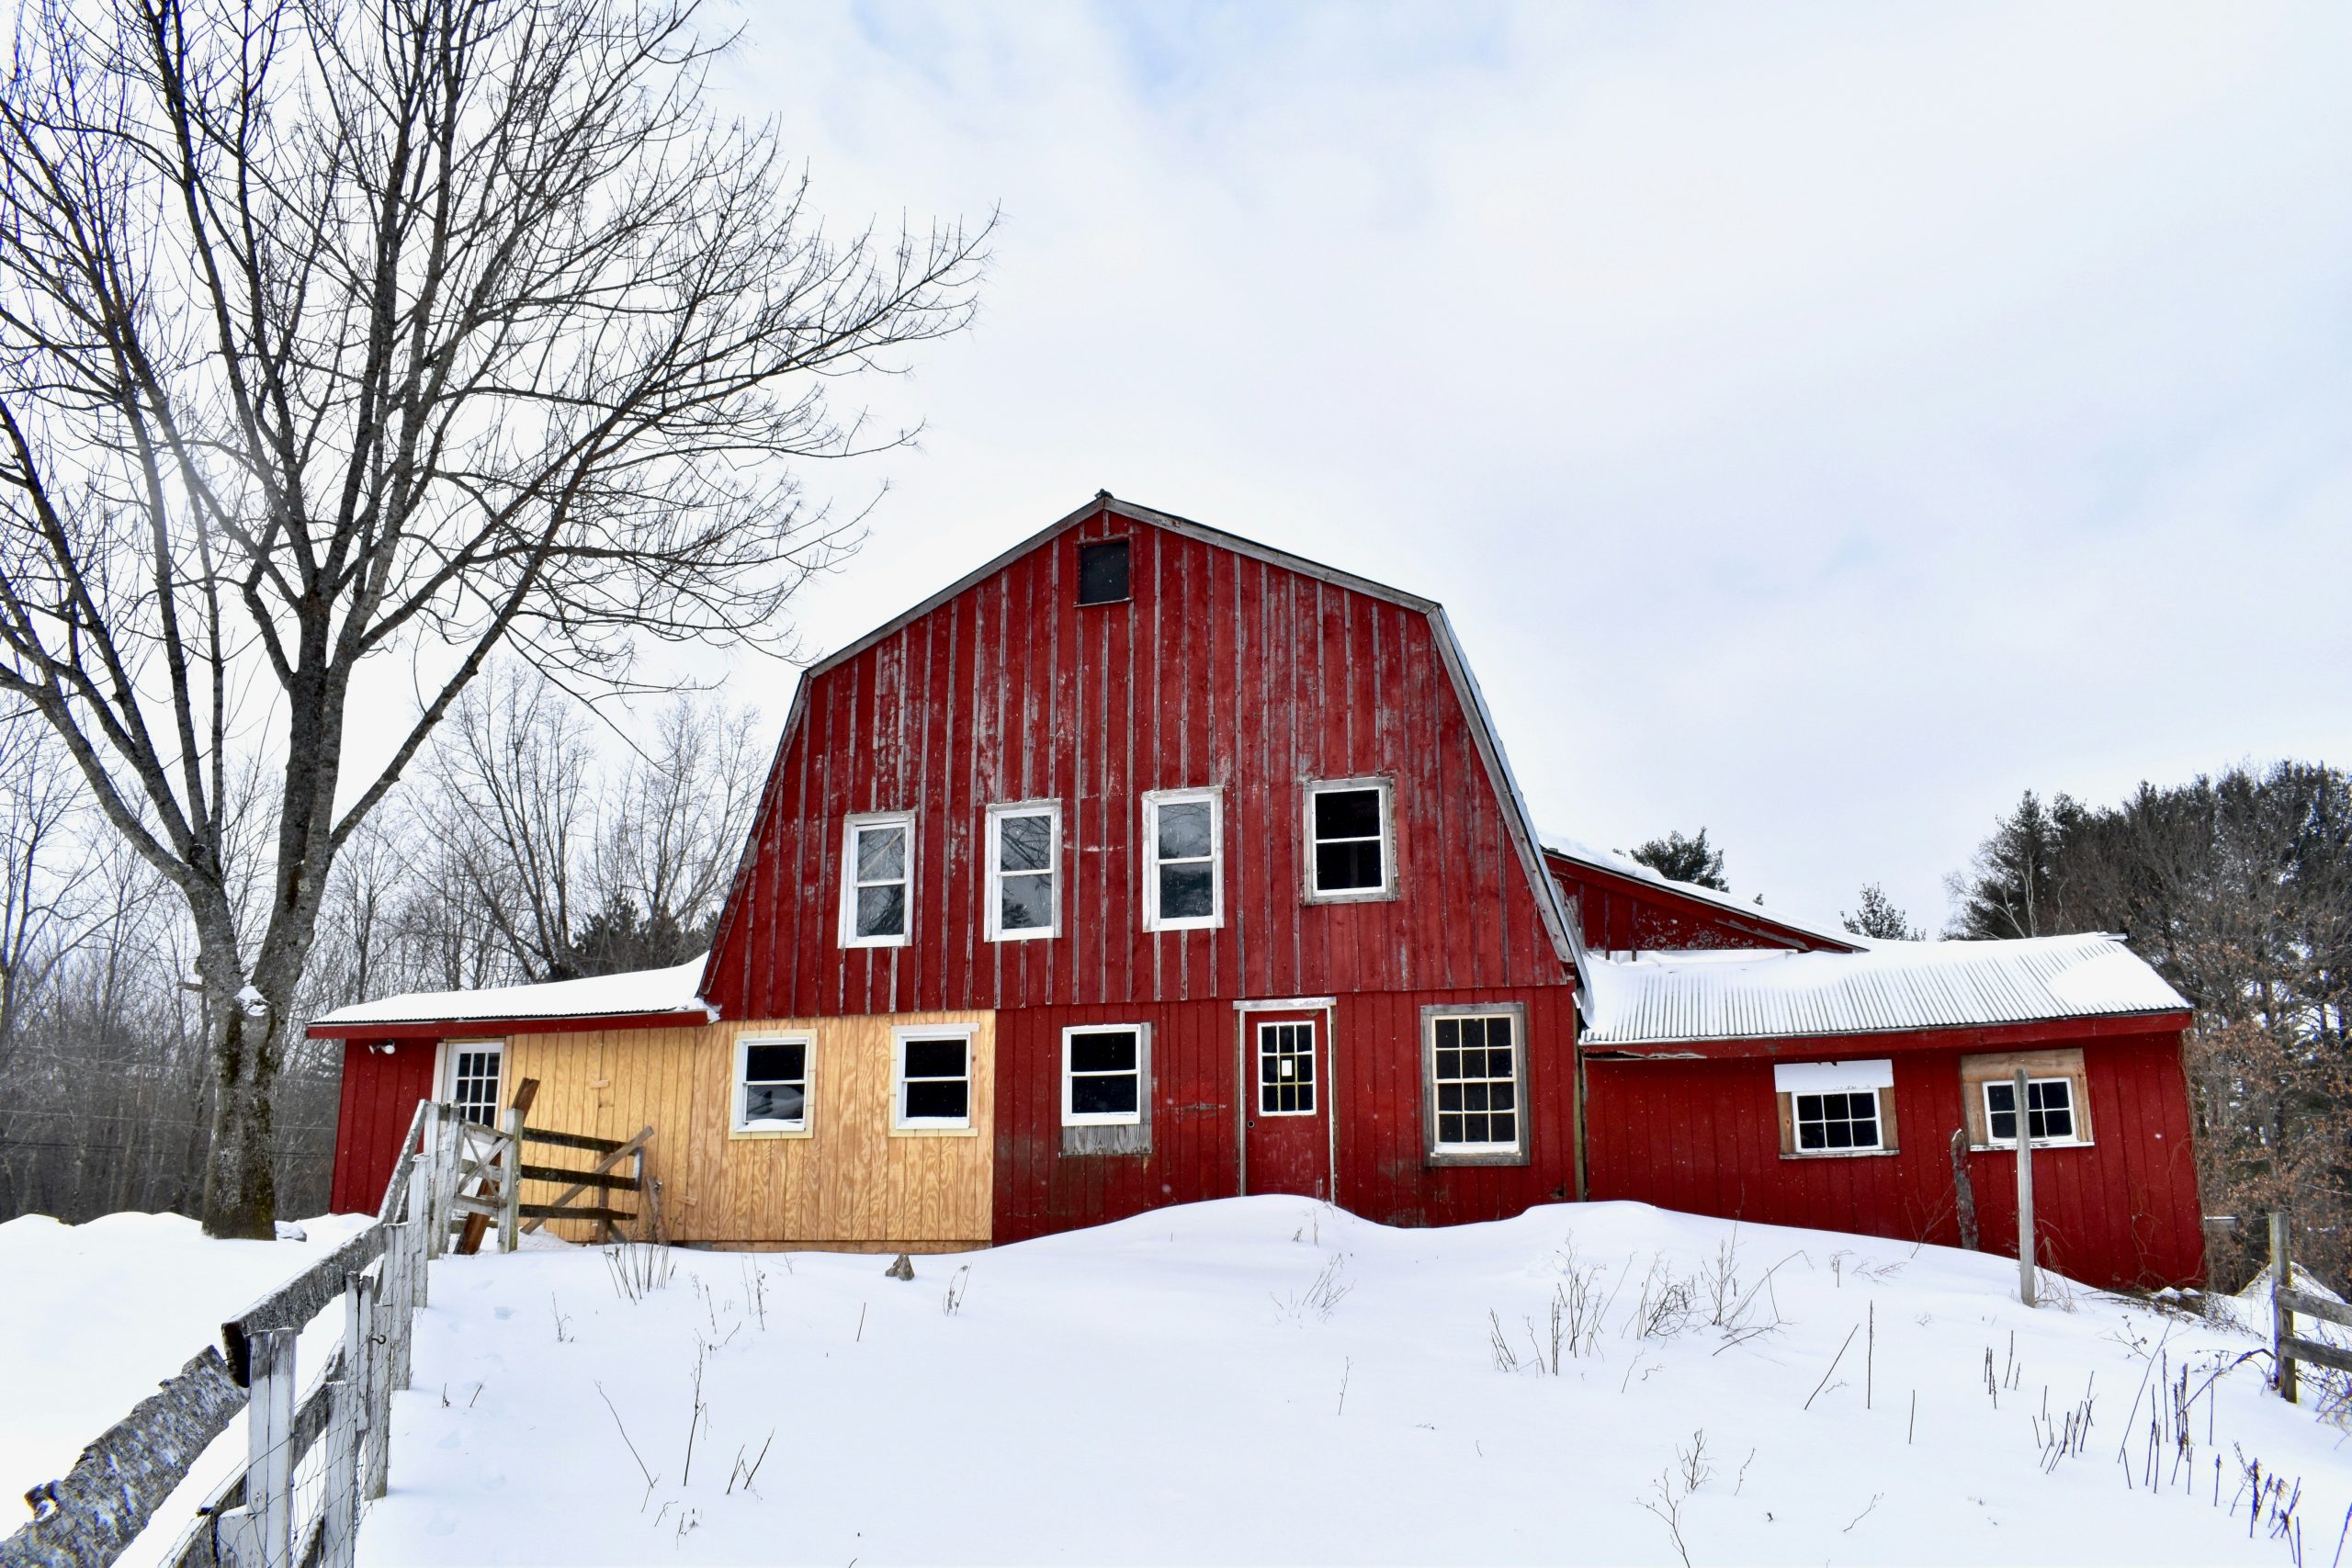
[903,1038,967,1079]
[1313,787,1381,840]
[1985,1082,2016,1114]
[1486,1017,1513,1050]
[1435,1019,1459,1051]
[743,1043,804,1083]
[856,884,905,938]
[1077,539,1130,604]
[1462,1113,1489,1144]
[904,1080,969,1121]
[856,825,905,882]
[1316,840,1384,892]
[1435,1048,1461,1080]
[1490,1082,1515,1111]
[743,1084,805,1123]
[1799,1120,1826,1149]
[1071,1075,1138,1116]
[999,813,1052,873]
[1159,863,1214,919]
[1069,1031,1137,1074]
[1157,800,1211,860]
[1262,1085,1282,1113]
[1826,1119,1853,1149]
[1437,1082,1463,1111]
[1000,872,1053,931]
[1439,1112,1464,1144]
[1457,1017,1487,1051]
[1491,1113,1516,1145]
[1460,1048,1487,1079]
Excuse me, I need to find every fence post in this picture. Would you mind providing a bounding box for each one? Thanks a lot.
[421,1107,444,1263]
[213,1326,295,1567]
[2272,1208,2298,1403]
[319,1369,360,1568]
[499,1107,525,1255]
[2014,1067,2037,1308]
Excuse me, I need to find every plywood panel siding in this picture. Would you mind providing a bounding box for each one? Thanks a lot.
[328,1039,436,1213]
[502,1013,994,1250]
[1582,1031,2202,1289]
[704,509,1573,1020]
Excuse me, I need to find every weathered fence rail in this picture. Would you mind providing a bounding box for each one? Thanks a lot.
[2271,1210,2352,1403]
[0,1096,550,1568]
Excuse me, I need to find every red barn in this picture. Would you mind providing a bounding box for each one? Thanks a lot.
[315,493,2205,1287]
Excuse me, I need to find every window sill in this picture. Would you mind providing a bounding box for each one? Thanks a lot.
[729,1125,812,1142]
[1781,1147,1898,1161]
[1425,1149,1530,1168]
[888,1124,979,1138]
[984,930,1057,943]
[1970,1140,2093,1154]
[842,936,911,951]
[1144,918,1223,934]
[1303,887,1399,907]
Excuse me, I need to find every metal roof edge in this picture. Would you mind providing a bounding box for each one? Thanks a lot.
[1580,1004,2197,1052]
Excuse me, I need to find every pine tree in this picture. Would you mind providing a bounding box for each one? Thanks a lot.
[1944,792,2065,939]
[1842,884,1925,942]
[1630,829,1729,891]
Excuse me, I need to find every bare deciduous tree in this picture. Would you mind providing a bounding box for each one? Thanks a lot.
[0,0,987,1235]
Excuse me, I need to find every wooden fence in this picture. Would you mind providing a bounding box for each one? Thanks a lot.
[2270,1210,2352,1403]
[1,1100,519,1568]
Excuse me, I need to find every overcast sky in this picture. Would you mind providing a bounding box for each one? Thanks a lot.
[693,1,2352,934]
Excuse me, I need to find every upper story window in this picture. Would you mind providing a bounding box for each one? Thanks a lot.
[1305,778,1394,902]
[986,801,1059,942]
[840,811,914,948]
[1077,538,1130,604]
[1142,788,1221,931]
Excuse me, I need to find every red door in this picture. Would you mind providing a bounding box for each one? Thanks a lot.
[1244,1011,1329,1198]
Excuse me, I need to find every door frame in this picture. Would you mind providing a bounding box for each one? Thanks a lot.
[433,1038,506,1122]
[1233,996,1339,1199]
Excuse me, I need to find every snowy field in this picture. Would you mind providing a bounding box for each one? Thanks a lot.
[1,1209,377,1562]
[344,1199,2350,1567]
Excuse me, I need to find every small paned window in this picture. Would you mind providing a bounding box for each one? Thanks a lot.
[987,802,1058,942]
[447,1043,503,1126]
[1142,789,1221,931]
[735,1036,811,1134]
[1306,779,1393,900]
[1258,1021,1317,1116]
[1984,1077,2075,1145]
[841,812,914,947]
[1063,1026,1145,1126]
[1078,539,1131,604]
[1792,1090,1882,1152]
[895,1031,973,1130]
[1430,1014,1519,1153]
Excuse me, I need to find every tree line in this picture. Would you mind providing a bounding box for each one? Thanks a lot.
[0,676,766,1223]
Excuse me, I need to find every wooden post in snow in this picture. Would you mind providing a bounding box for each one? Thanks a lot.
[213,1327,295,1567]
[2015,1067,2037,1308]
[2272,1209,2298,1404]
[498,1106,525,1255]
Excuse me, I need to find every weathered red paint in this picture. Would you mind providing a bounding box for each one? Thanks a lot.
[327,1038,436,1213]
[1582,1027,2203,1288]
[1244,1010,1329,1197]
[1546,850,1856,954]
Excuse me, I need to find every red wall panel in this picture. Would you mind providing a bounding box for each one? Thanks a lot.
[327,1038,437,1213]
[704,508,1574,1021]
[1581,1030,2204,1289]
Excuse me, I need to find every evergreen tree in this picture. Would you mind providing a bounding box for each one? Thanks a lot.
[1630,829,1729,891]
[1943,791,2066,939]
[1842,883,1925,942]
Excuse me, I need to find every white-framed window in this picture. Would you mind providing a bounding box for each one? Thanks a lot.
[1959,1048,2092,1149]
[446,1041,503,1126]
[1062,1024,1148,1126]
[733,1033,813,1135]
[1141,788,1221,931]
[1773,1059,1896,1157]
[1423,1007,1529,1163]
[840,810,915,948]
[1984,1077,2077,1145]
[1256,1020,1317,1116]
[892,1026,976,1132]
[985,801,1059,942]
[1305,777,1395,901]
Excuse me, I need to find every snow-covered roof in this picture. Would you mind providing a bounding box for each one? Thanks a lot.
[310,955,712,1031]
[1539,831,1859,950]
[1578,932,2190,1047]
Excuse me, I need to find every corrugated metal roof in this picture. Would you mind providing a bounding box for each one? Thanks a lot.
[1579,933,2190,1046]
[311,955,712,1030]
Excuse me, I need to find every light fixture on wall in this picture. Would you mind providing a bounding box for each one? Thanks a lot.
[368,1042,399,1055]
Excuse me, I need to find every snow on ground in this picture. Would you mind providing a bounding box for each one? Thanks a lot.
[1,1210,376,1561]
[360,1200,2351,1566]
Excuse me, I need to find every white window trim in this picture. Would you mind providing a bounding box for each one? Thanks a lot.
[1421,1004,1530,1166]
[1979,1077,2089,1150]
[442,1039,504,1123]
[984,800,1061,942]
[891,1024,978,1136]
[1787,1088,1889,1156]
[1061,1022,1149,1128]
[839,810,916,949]
[1141,788,1223,932]
[1303,776,1396,903]
[731,1032,815,1139]
[1254,1019,1320,1118]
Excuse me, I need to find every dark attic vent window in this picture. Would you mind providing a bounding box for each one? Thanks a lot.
[1077,539,1130,605]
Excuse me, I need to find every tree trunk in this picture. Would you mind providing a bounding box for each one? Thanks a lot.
[200,978,282,1239]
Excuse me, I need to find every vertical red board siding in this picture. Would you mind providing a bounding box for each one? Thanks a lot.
[328,1038,437,1213]
[704,507,1571,1019]
[1546,853,1856,955]
[1581,1030,2204,1289]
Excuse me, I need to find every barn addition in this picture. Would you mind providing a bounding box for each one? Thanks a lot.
[314,493,2204,1288]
